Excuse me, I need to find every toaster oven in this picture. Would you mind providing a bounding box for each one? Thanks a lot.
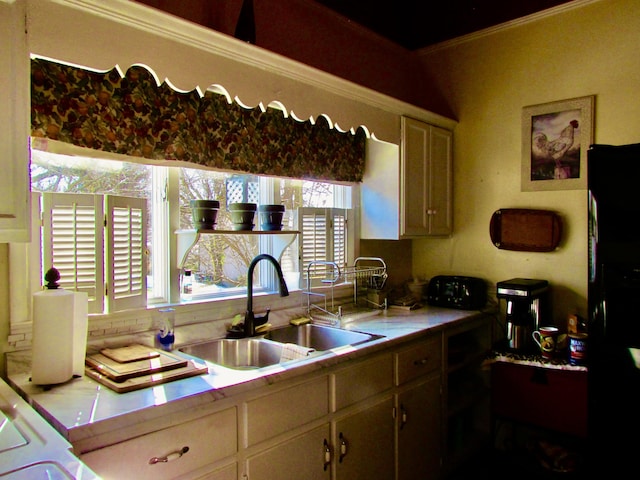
[426,275,487,310]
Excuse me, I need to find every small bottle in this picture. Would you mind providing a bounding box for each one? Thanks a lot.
[155,307,175,351]
[182,269,193,301]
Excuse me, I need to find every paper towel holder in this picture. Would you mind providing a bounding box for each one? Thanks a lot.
[44,267,61,289]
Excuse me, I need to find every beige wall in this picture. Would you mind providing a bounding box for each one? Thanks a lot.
[0,245,8,376]
[413,0,640,324]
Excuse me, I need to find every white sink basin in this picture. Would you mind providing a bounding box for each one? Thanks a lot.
[0,462,73,479]
[0,410,27,454]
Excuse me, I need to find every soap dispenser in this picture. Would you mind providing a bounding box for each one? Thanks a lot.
[155,307,175,351]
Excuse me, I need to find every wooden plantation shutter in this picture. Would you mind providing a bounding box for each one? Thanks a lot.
[41,192,104,314]
[41,192,146,314]
[105,195,147,312]
[332,210,347,268]
[298,207,349,288]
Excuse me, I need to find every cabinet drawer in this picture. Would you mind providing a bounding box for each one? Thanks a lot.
[80,406,237,480]
[333,353,393,411]
[396,336,441,385]
[246,376,329,446]
[491,362,587,437]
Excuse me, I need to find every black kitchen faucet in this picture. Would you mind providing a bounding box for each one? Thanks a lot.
[243,254,289,337]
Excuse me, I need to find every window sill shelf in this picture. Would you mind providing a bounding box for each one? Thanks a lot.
[176,229,300,268]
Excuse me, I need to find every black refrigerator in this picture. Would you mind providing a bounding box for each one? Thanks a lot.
[588,143,640,474]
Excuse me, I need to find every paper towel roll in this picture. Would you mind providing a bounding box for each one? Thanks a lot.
[72,292,89,377]
[32,288,75,385]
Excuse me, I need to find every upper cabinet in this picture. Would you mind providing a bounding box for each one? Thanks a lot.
[361,117,453,240]
[0,0,30,242]
[401,117,453,237]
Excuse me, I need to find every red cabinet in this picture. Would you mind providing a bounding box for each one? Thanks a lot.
[491,362,587,438]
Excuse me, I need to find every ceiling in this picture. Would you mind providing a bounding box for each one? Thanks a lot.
[314,0,573,50]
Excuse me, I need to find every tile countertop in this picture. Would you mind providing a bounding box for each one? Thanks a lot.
[5,306,483,453]
[0,377,100,479]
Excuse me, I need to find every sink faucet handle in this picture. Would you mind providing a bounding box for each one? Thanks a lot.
[253,309,271,327]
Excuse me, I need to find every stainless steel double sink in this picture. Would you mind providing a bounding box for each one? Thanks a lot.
[179,323,383,370]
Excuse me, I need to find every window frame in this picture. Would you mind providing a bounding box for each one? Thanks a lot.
[19,147,360,325]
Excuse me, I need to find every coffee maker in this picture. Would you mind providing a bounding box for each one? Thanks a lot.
[497,278,549,352]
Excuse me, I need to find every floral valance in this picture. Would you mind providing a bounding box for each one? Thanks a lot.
[30,58,366,182]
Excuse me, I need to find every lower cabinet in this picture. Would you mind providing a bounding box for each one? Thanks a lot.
[397,377,441,480]
[443,316,491,475]
[334,396,395,479]
[77,321,492,480]
[395,334,443,480]
[246,424,331,480]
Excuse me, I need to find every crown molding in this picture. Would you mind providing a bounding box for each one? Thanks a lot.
[417,0,604,56]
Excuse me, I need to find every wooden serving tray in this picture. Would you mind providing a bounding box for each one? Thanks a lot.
[490,208,562,252]
[86,360,208,393]
[85,347,187,382]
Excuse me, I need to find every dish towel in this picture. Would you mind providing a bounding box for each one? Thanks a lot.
[280,343,315,362]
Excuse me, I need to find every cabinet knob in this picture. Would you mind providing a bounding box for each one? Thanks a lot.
[148,446,189,464]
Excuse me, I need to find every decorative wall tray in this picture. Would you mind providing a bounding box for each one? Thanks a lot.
[489,208,562,252]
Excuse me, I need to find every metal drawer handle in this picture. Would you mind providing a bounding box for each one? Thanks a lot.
[400,404,408,430]
[149,446,189,464]
[323,439,331,471]
[339,432,348,463]
[414,357,429,365]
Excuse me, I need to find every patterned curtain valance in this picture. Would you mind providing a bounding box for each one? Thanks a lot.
[30,58,366,183]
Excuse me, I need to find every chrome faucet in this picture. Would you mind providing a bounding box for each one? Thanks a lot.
[244,254,289,337]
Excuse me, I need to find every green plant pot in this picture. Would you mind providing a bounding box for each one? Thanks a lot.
[228,203,257,230]
[190,199,220,229]
[258,204,285,231]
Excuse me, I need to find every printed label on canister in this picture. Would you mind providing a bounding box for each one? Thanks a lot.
[569,333,588,366]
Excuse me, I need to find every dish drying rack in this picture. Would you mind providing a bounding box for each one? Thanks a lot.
[304,257,388,326]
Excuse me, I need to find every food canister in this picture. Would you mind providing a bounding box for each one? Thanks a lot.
[568,333,588,366]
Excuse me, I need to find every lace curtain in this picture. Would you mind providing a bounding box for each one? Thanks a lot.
[30,58,366,182]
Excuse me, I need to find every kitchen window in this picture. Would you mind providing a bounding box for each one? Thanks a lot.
[29,147,355,313]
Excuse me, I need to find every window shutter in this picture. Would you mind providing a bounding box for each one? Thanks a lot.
[42,192,105,314]
[41,192,147,314]
[298,207,349,287]
[105,195,147,312]
[332,210,347,268]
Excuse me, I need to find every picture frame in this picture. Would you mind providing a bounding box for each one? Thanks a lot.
[521,95,594,191]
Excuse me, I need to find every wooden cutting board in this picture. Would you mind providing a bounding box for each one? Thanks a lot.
[85,348,187,382]
[100,344,161,363]
[86,360,208,393]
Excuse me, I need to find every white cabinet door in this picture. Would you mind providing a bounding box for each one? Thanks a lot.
[401,117,452,237]
[397,377,442,480]
[245,424,331,480]
[0,0,30,242]
[333,396,395,480]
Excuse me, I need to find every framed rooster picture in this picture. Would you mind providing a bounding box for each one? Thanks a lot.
[521,95,594,191]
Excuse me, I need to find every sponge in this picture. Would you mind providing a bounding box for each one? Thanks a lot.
[255,323,272,333]
[290,317,311,326]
